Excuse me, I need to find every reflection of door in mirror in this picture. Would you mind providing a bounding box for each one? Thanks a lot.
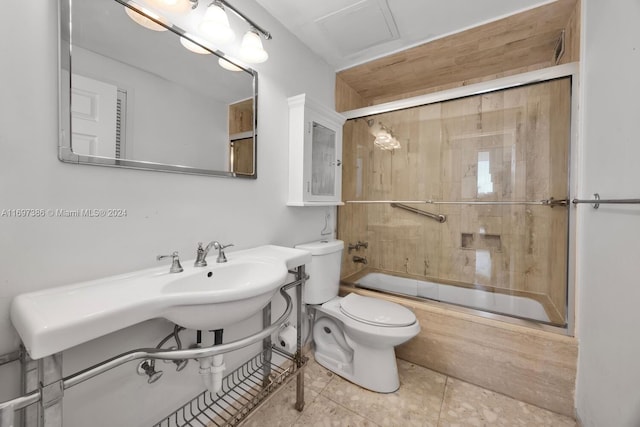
[311,122,336,196]
[228,99,255,175]
[71,74,118,158]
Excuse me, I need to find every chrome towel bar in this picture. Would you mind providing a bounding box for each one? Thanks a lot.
[571,193,640,209]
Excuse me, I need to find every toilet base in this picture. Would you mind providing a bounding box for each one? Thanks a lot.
[314,342,400,393]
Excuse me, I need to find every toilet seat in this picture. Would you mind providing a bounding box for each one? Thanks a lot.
[339,293,416,327]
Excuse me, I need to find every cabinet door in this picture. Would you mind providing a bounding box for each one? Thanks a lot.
[308,120,341,202]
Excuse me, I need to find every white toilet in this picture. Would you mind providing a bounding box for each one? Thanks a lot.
[295,239,420,393]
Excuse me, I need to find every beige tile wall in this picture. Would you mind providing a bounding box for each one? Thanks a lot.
[338,78,571,324]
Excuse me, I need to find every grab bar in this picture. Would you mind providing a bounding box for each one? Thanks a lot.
[347,198,569,207]
[0,280,300,416]
[572,193,640,209]
[390,203,446,223]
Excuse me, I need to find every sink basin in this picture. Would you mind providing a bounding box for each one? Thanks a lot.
[10,245,312,359]
[161,259,287,330]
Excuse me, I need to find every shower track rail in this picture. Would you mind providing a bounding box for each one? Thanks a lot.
[0,267,307,427]
[348,194,640,210]
[347,198,570,207]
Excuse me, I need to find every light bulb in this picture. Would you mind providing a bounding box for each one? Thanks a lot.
[180,37,211,54]
[239,30,268,64]
[124,6,168,31]
[147,0,191,12]
[374,130,400,150]
[199,3,235,44]
[218,57,242,71]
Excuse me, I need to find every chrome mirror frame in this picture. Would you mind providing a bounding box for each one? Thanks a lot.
[58,0,258,178]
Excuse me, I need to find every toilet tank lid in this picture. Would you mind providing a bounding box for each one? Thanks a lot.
[295,239,344,255]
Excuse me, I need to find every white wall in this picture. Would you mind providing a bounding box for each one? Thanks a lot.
[576,1,640,425]
[73,46,229,169]
[0,1,336,426]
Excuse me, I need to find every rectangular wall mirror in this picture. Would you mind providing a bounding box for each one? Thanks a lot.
[59,0,258,178]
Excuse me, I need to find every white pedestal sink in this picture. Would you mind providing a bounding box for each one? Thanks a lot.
[10,245,311,359]
[161,258,285,330]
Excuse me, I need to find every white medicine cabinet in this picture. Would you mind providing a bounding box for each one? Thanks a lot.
[287,94,346,206]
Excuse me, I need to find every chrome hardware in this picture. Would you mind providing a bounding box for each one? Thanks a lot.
[572,193,640,209]
[194,242,211,267]
[541,197,569,208]
[214,242,234,263]
[196,241,234,266]
[352,255,368,264]
[391,203,447,222]
[137,360,163,384]
[348,241,368,253]
[162,347,188,372]
[346,198,572,207]
[157,251,183,273]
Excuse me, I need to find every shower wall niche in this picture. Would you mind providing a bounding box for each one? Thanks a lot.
[338,77,572,327]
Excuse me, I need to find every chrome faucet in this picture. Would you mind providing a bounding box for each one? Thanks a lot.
[352,255,368,264]
[348,241,369,253]
[157,251,184,273]
[195,241,234,266]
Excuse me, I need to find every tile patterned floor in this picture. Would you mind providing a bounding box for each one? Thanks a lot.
[241,358,576,427]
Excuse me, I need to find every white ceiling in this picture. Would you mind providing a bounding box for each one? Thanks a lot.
[256,0,557,71]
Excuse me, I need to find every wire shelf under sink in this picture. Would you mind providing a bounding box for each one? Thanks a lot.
[153,350,306,427]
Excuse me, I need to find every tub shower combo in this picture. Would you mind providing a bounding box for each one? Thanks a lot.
[339,66,577,330]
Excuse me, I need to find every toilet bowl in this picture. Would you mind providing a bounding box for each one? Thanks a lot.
[295,240,420,393]
[313,294,420,392]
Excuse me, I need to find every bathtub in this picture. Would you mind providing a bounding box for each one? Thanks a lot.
[353,271,550,323]
[337,273,577,417]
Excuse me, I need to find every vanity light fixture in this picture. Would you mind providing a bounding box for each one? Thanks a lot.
[124,0,272,65]
[156,0,179,6]
[202,0,272,64]
[146,0,194,12]
[124,6,169,31]
[180,36,211,54]
[199,1,235,44]
[124,0,194,30]
[218,57,242,71]
[239,29,268,63]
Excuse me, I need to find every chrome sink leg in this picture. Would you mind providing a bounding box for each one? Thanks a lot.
[262,302,272,387]
[295,265,305,412]
[20,351,63,427]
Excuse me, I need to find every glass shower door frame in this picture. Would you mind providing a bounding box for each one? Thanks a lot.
[341,62,580,336]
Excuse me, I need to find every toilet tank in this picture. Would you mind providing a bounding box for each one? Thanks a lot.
[295,240,344,304]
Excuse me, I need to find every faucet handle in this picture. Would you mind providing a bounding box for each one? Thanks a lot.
[213,242,234,250]
[213,243,234,263]
[157,251,184,273]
